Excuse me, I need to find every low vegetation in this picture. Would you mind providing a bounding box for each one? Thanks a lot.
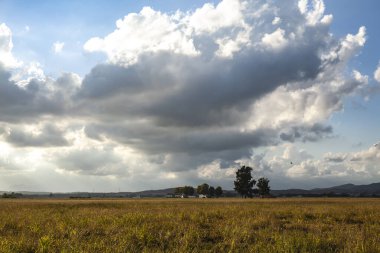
[1,198,380,252]
[2,192,23,199]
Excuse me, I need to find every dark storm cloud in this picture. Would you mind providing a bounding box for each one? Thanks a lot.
[280,124,333,143]
[54,148,124,176]
[82,121,277,172]
[324,156,346,163]
[78,43,322,127]
[5,124,69,147]
[0,67,33,105]
[0,65,65,123]
[84,122,276,155]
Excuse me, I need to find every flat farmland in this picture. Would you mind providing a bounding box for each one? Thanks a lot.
[1,198,380,252]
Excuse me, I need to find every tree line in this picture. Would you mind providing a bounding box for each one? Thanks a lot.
[174,165,271,198]
[2,192,23,198]
[174,184,223,198]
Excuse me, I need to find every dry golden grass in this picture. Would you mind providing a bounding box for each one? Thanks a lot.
[0,198,380,252]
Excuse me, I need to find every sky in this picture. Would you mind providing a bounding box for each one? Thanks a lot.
[0,0,380,192]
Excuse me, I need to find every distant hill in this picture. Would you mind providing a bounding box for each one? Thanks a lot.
[135,188,176,196]
[3,183,380,198]
[1,188,177,199]
[271,183,380,197]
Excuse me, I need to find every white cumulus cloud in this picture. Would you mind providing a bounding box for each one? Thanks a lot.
[0,23,20,68]
[0,23,45,84]
[261,28,288,50]
[53,41,65,54]
[374,64,380,83]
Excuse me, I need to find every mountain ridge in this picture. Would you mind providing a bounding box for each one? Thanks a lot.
[271,182,380,197]
[2,183,380,198]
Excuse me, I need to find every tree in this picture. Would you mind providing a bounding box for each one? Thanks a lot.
[234,166,256,198]
[256,177,270,196]
[197,183,209,196]
[209,186,215,197]
[174,187,183,195]
[174,186,195,196]
[215,186,223,198]
[183,186,195,196]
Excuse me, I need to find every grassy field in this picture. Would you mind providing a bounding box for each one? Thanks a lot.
[0,198,380,252]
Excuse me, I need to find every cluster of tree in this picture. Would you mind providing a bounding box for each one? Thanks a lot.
[2,192,23,198]
[174,184,223,197]
[174,186,195,196]
[234,166,271,198]
[196,183,223,198]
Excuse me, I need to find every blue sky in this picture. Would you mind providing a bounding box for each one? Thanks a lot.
[2,0,379,78]
[0,0,380,192]
[0,0,217,76]
[325,0,380,151]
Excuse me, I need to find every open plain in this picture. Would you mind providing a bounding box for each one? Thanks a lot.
[0,198,380,252]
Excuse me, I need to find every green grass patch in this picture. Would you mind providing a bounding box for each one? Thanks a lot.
[0,198,379,252]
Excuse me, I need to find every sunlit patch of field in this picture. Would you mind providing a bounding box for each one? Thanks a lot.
[0,198,379,252]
